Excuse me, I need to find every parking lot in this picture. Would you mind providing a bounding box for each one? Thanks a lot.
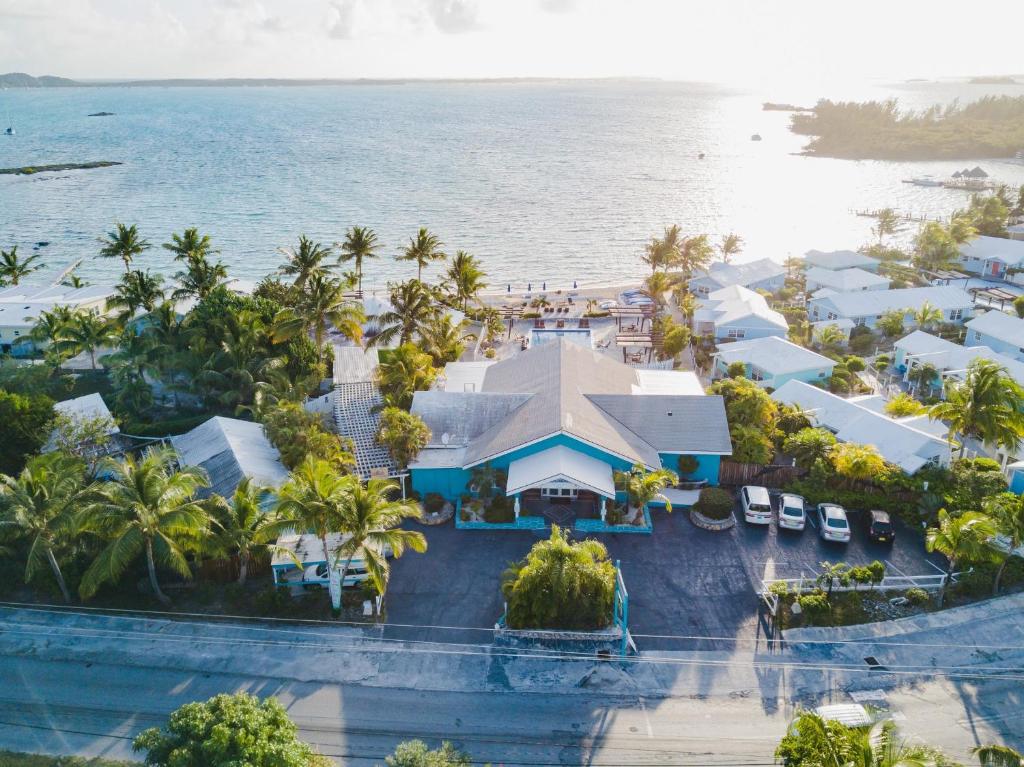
[384,496,946,650]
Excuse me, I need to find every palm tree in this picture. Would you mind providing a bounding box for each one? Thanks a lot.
[0,454,86,602]
[948,215,979,247]
[376,343,437,410]
[272,274,365,351]
[643,271,672,306]
[419,313,468,366]
[674,289,699,328]
[0,246,44,286]
[907,361,940,396]
[831,443,887,487]
[912,300,943,330]
[983,493,1024,596]
[872,208,901,245]
[816,561,851,603]
[369,279,437,347]
[926,509,997,606]
[615,464,678,513]
[330,478,426,601]
[278,235,334,289]
[399,228,446,282]
[172,252,229,301]
[337,226,380,295]
[718,233,743,265]
[642,226,682,273]
[78,447,210,604]
[53,310,120,370]
[678,234,715,277]
[26,305,75,347]
[851,719,949,767]
[99,223,151,272]
[111,269,165,320]
[163,227,216,262]
[446,251,487,310]
[207,477,277,586]
[930,359,1024,458]
[196,309,282,412]
[783,427,837,470]
[974,745,1024,767]
[814,324,846,352]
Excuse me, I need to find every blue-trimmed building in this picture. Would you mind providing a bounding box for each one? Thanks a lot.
[409,340,732,519]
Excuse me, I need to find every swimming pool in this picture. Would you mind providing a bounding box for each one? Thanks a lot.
[530,328,593,348]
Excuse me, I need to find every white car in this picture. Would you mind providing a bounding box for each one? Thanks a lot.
[816,503,851,543]
[741,485,772,525]
[778,493,806,531]
[598,299,617,310]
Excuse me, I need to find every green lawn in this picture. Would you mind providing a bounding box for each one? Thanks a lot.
[0,751,138,766]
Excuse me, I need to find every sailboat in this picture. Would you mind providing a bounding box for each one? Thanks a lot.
[3,127,12,136]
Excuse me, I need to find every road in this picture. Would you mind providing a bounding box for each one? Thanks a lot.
[0,604,1022,765]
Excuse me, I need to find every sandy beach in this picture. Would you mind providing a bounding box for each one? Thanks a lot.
[478,278,645,306]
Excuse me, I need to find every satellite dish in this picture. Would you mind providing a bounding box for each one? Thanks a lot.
[441,432,450,445]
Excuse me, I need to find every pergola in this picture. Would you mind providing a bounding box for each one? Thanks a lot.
[607,305,655,331]
[969,285,1019,310]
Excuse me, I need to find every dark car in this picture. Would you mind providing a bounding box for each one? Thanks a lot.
[868,510,895,544]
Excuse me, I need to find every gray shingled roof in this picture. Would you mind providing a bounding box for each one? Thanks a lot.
[586,395,732,454]
[411,391,532,447]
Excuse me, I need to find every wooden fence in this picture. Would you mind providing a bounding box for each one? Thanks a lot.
[197,550,271,584]
[718,460,806,488]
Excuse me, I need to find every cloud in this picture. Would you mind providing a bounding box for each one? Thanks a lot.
[538,0,575,12]
[327,0,358,40]
[425,0,480,34]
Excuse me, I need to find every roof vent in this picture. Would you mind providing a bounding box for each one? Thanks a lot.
[441,432,451,445]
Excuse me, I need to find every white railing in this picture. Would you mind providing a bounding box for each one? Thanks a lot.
[761,573,948,594]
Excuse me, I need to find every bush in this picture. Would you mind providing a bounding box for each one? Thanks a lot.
[385,741,471,767]
[904,587,929,606]
[423,493,446,514]
[502,525,615,630]
[797,591,830,622]
[254,585,293,616]
[483,495,514,523]
[676,454,700,477]
[693,487,734,520]
[484,347,496,359]
[121,412,217,438]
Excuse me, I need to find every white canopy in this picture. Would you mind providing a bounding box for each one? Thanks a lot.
[505,445,616,498]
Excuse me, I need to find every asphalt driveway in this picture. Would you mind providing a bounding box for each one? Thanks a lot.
[384,498,944,650]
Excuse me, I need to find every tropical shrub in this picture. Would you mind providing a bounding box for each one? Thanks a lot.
[0,389,55,474]
[376,406,431,468]
[676,454,699,477]
[261,401,353,471]
[904,587,929,606]
[133,692,331,767]
[423,492,446,514]
[501,525,616,630]
[693,487,734,520]
[796,591,829,622]
[385,740,472,767]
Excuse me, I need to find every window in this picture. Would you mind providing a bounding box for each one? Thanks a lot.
[853,317,867,327]
[811,308,820,319]
[826,311,838,320]
[949,309,963,321]
[727,329,745,339]
[750,367,765,382]
[974,331,982,341]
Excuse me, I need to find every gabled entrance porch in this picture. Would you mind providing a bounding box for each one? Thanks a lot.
[504,444,617,526]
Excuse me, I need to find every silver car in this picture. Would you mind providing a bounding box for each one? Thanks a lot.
[816,503,851,543]
[778,493,806,532]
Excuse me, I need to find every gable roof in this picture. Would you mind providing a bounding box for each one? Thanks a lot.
[586,394,732,454]
[965,310,1024,346]
[810,286,974,317]
[698,258,785,289]
[960,235,1024,267]
[896,330,1024,381]
[170,416,288,498]
[805,266,890,292]
[714,336,836,376]
[53,393,118,433]
[696,285,788,329]
[0,283,117,329]
[803,249,877,271]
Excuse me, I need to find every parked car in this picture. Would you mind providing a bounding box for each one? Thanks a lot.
[868,509,895,544]
[815,503,851,543]
[777,493,806,531]
[741,485,772,525]
[812,703,872,728]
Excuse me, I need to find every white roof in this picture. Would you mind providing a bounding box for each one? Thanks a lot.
[806,266,890,292]
[271,531,371,569]
[771,380,949,473]
[960,235,1024,267]
[441,360,494,392]
[965,310,1024,346]
[505,444,616,498]
[804,250,877,271]
[810,286,974,317]
[0,283,116,328]
[53,393,118,434]
[715,336,835,376]
[633,369,705,395]
[696,258,785,289]
[170,416,289,493]
[811,317,856,331]
[333,345,379,385]
[896,330,1024,384]
[695,284,788,330]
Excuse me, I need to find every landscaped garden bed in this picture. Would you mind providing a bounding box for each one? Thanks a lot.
[688,487,735,531]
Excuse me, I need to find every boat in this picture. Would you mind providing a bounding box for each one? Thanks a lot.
[3,126,12,136]
[903,175,944,187]
[750,134,762,141]
[698,152,705,159]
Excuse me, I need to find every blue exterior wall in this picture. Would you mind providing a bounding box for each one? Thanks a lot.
[1010,468,1024,495]
[966,330,1024,362]
[411,467,472,499]
[658,453,722,484]
[713,359,832,389]
[474,433,638,474]
[714,319,788,342]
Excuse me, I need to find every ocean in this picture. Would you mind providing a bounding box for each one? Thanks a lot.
[2,79,1024,293]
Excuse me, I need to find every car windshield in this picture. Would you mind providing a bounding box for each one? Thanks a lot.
[782,504,803,517]
[826,516,848,529]
[750,503,770,513]
[872,520,893,532]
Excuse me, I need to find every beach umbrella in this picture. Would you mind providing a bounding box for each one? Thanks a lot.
[952,171,962,179]
[507,284,511,293]
[573,280,578,289]
[971,166,988,178]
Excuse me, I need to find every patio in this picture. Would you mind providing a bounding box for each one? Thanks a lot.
[519,489,601,526]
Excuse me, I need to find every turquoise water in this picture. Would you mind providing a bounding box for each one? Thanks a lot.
[2,80,1024,290]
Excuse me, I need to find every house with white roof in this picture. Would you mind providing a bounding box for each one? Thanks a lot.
[693,285,788,341]
[964,310,1024,362]
[803,250,880,273]
[805,267,890,294]
[1008,223,1024,242]
[44,392,121,455]
[409,340,732,525]
[958,235,1024,282]
[771,380,951,474]
[713,336,836,390]
[688,258,786,297]
[170,416,289,498]
[0,283,116,356]
[808,286,974,330]
[894,330,1024,390]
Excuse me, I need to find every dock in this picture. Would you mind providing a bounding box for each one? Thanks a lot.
[851,208,942,224]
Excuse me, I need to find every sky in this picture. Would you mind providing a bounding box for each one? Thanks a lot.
[1,0,1023,90]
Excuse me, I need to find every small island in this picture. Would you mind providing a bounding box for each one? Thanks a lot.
[88,111,116,117]
[0,161,123,175]
[968,75,1018,85]
[790,95,1024,159]
[762,102,811,112]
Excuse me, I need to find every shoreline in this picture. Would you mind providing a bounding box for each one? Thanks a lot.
[478,278,645,305]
